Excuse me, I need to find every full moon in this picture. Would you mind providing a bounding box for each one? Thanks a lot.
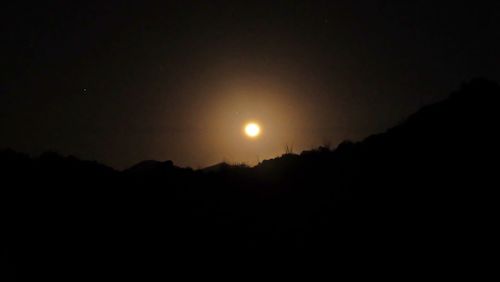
[244,123,261,138]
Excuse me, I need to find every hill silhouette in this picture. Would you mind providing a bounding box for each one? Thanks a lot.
[1,78,498,280]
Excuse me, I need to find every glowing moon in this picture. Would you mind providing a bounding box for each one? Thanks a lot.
[244,122,261,138]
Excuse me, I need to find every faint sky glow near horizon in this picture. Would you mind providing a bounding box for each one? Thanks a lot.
[189,70,326,168]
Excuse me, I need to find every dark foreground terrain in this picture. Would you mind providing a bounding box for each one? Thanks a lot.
[1,79,499,279]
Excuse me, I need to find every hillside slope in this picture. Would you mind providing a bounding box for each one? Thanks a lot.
[2,79,499,279]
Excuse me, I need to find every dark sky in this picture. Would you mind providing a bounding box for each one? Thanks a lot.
[1,1,499,169]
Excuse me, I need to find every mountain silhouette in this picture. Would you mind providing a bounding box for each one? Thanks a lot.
[1,78,498,280]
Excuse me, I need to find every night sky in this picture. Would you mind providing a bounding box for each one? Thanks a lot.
[1,1,499,169]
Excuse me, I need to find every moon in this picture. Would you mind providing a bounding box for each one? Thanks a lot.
[244,122,261,138]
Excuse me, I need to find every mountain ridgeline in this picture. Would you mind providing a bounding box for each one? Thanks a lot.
[2,79,499,279]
